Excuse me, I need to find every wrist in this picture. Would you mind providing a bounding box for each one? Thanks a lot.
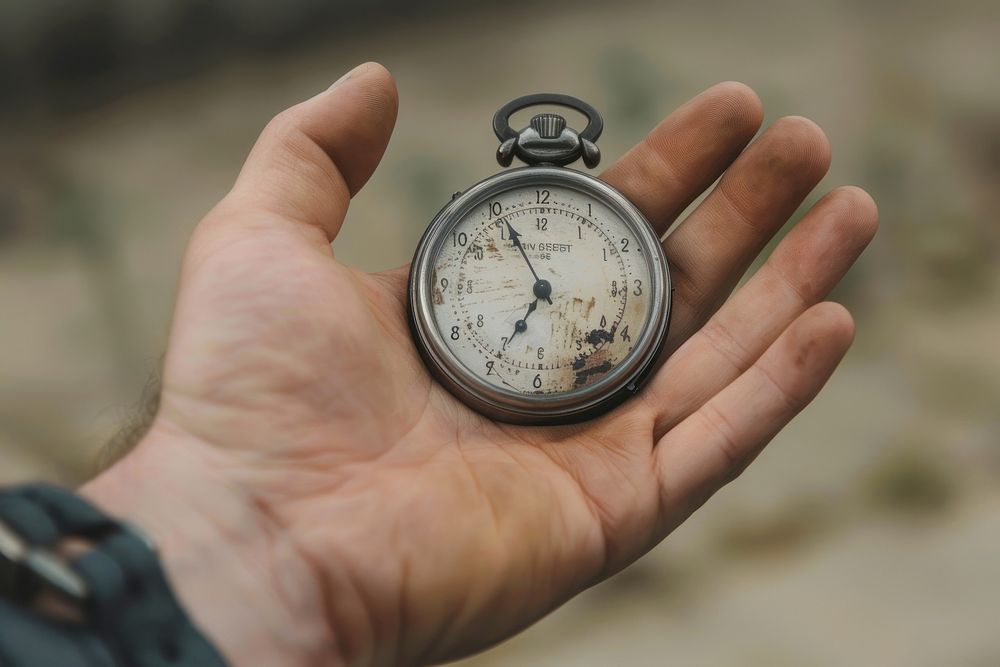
[81,423,341,667]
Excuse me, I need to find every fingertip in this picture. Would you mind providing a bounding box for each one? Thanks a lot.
[815,300,855,334]
[225,62,400,242]
[796,301,856,362]
[331,61,393,90]
[363,61,396,90]
[766,115,832,181]
[826,185,879,243]
[339,61,399,128]
[700,81,764,135]
[322,63,399,193]
[792,186,878,269]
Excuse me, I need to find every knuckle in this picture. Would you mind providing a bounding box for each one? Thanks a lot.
[699,317,751,373]
[700,403,746,472]
[262,107,303,144]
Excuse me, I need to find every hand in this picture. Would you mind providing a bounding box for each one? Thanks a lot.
[83,63,877,667]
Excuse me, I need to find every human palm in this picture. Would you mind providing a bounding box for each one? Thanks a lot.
[85,63,877,667]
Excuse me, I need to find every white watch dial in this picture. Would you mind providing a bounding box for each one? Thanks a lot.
[429,183,656,395]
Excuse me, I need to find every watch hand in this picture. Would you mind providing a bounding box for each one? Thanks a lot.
[503,299,538,350]
[505,221,553,304]
[523,299,538,319]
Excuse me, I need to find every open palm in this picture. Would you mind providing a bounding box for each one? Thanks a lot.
[85,63,876,667]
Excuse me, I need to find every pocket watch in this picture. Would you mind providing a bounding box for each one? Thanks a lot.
[408,94,671,424]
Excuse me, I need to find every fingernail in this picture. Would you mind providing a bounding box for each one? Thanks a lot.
[329,63,368,90]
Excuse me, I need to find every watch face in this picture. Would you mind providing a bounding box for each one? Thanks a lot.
[409,167,670,423]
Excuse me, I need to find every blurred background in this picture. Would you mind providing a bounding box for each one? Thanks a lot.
[1,0,998,664]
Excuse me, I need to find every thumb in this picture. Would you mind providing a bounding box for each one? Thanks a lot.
[213,62,398,244]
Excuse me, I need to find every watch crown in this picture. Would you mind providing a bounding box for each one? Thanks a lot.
[530,113,566,139]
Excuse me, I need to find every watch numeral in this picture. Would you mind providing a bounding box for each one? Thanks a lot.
[450,326,460,340]
[535,189,550,204]
[533,374,542,389]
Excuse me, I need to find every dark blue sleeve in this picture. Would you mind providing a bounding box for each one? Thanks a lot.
[0,599,117,666]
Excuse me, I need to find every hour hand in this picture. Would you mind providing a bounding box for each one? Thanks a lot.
[503,299,537,350]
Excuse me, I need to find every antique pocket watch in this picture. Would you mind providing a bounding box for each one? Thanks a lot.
[408,94,671,424]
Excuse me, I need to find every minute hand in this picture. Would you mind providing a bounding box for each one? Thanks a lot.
[505,221,553,304]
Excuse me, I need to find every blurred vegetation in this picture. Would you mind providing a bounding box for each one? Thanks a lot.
[597,46,669,130]
[863,449,957,517]
[715,499,834,559]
